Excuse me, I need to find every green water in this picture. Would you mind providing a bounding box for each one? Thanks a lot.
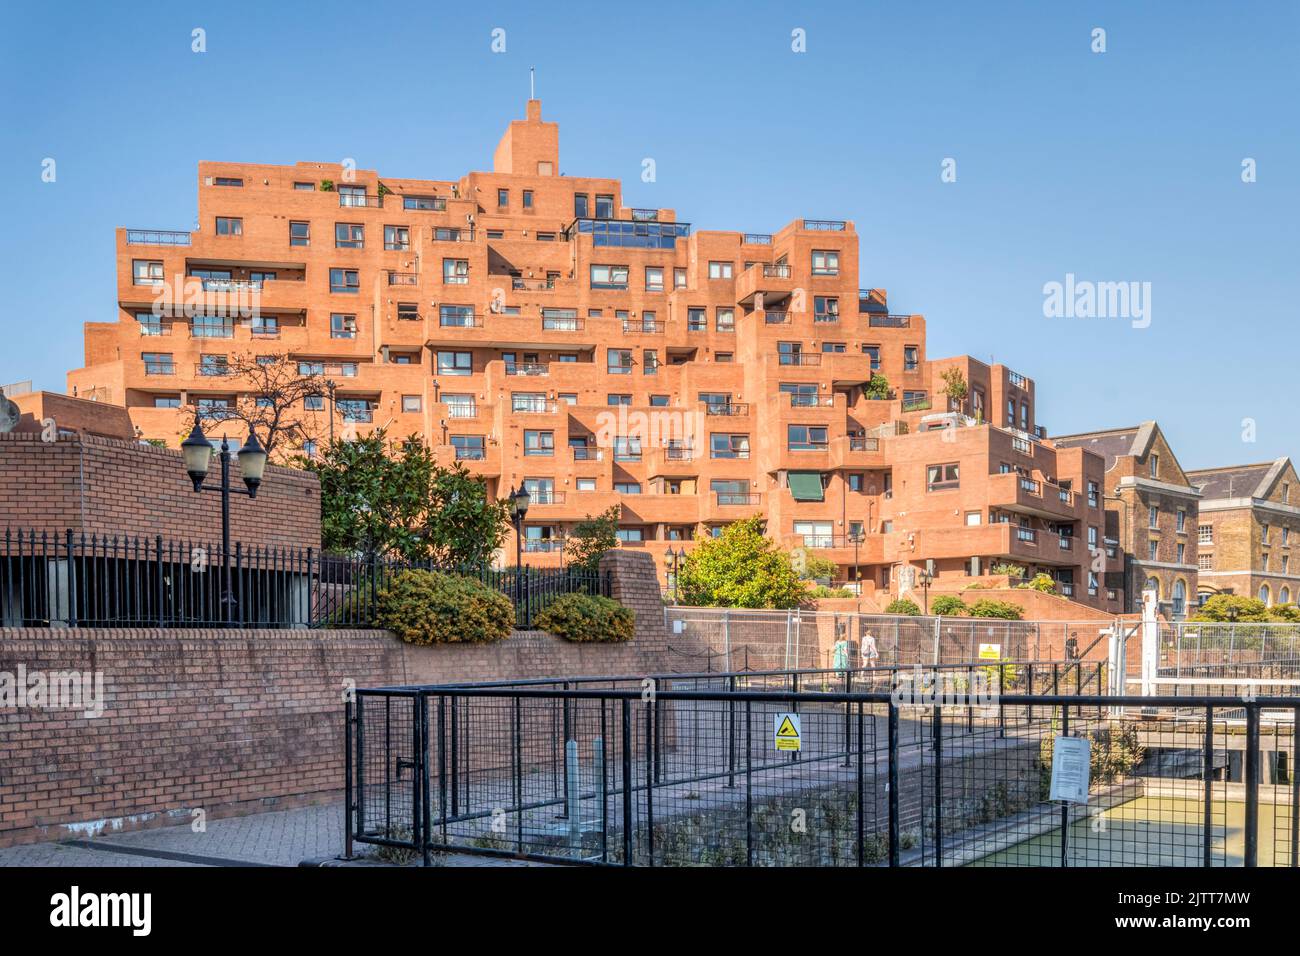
[969,797,1289,867]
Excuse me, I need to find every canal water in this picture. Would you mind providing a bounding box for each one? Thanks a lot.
[969,797,1289,866]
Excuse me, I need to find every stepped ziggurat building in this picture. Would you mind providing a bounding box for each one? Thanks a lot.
[74,98,1242,616]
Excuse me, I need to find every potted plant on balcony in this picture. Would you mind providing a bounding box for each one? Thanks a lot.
[320,179,335,192]
[940,367,968,415]
[863,373,891,401]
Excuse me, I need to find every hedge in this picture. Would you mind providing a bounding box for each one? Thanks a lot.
[373,569,514,645]
[533,592,635,643]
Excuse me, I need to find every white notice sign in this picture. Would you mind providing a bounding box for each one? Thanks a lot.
[1049,736,1091,804]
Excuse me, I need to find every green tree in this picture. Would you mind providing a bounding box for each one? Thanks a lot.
[1190,594,1270,623]
[677,517,806,609]
[940,367,968,413]
[798,555,838,582]
[1269,603,1300,623]
[306,429,508,563]
[1018,573,1057,595]
[863,373,891,400]
[565,506,621,572]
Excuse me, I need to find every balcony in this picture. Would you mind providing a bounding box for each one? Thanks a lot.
[736,262,795,307]
[988,472,1079,520]
[776,352,820,367]
[541,316,585,332]
[763,311,792,324]
[388,272,419,286]
[831,435,884,469]
[338,192,382,208]
[439,313,483,328]
[716,492,760,506]
[704,402,751,417]
[868,314,911,328]
[742,233,773,245]
[527,491,567,506]
[571,446,603,461]
[505,362,549,376]
[623,319,665,334]
[126,229,191,246]
[802,220,846,231]
[144,362,176,375]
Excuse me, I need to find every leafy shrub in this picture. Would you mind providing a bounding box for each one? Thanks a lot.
[808,585,855,599]
[1190,594,1269,622]
[1269,603,1300,623]
[989,563,1026,578]
[884,598,921,615]
[534,592,634,643]
[374,569,513,645]
[1018,573,1057,594]
[319,179,335,191]
[930,595,968,616]
[968,599,1025,620]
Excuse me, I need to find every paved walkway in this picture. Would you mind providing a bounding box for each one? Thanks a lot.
[0,802,533,867]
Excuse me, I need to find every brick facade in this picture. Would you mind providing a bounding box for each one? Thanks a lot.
[0,431,319,549]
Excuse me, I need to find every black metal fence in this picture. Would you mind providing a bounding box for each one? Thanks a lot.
[0,528,609,630]
[343,663,1300,868]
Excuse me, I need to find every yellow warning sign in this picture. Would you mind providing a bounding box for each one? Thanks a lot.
[774,712,802,752]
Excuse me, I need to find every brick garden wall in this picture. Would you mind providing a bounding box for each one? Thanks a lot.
[0,550,679,847]
[0,431,320,549]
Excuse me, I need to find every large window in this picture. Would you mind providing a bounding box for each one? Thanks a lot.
[607,349,634,375]
[710,434,750,459]
[330,313,357,339]
[787,425,828,451]
[707,261,733,280]
[452,435,485,460]
[524,431,554,456]
[384,225,410,250]
[215,217,243,236]
[926,463,960,491]
[594,194,614,219]
[443,258,469,284]
[289,221,310,246]
[613,436,642,462]
[436,351,472,376]
[329,268,359,294]
[335,223,364,248]
[811,249,839,275]
[590,264,629,289]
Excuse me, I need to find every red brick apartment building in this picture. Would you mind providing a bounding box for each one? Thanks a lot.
[67,100,1125,612]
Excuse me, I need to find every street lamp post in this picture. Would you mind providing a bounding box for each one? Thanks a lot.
[667,547,685,603]
[920,565,933,615]
[508,482,531,608]
[181,416,268,626]
[849,531,864,612]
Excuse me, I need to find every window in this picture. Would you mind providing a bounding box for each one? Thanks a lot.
[436,351,472,376]
[1148,506,1159,529]
[716,352,734,363]
[198,354,228,376]
[813,296,839,322]
[811,249,839,275]
[607,394,632,407]
[927,463,960,491]
[1198,525,1213,545]
[607,349,634,375]
[497,188,509,207]
[304,394,325,411]
[613,437,642,462]
[650,395,669,407]
[1262,524,1271,545]
[787,425,828,451]
[574,194,589,218]
[1148,540,1159,561]
[1088,526,1099,548]
[1177,542,1186,563]
[904,346,919,371]
[214,177,243,187]
[397,302,419,322]
[330,314,356,340]
[215,217,243,236]
[614,482,642,495]
[710,434,750,459]
[133,260,164,284]
[293,181,315,191]
[1198,553,1213,570]
[616,528,644,543]
[1020,402,1029,430]
[576,478,597,492]
[590,264,629,289]
[687,308,706,332]
[329,268,359,293]
[1176,509,1186,532]
[1088,481,1100,507]
[715,309,735,332]
[595,194,614,219]
[643,350,659,375]
[142,352,174,374]
[862,345,880,370]
[644,267,664,292]
[403,195,445,210]
[524,431,554,456]
[674,268,687,289]
[780,383,819,407]
[451,435,485,460]
[192,315,232,338]
[1150,454,1159,477]
[541,308,580,331]
[335,222,364,248]
[523,479,554,504]
[966,511,982,526]
[1007,399,1016,426]
[794,521,834,548]
[289,221,310,246]
[707,261,733,280]
[151,395,181,408]
[384,225,410,251]
[1259,584,1271,606]
[443,259,469,284]
[522,190,534,209]
[536,232,555,242]
[821,342,846,353]
[439,305,476,328]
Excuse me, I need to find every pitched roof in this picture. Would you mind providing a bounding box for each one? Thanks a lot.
[1052,425,1142,471]
[1187,458,1287,500]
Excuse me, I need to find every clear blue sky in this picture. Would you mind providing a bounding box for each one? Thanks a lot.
[2,0,1295,470]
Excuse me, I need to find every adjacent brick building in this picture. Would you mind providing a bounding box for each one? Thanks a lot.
[1054,422,1201,617]
[1187,457,1300,608]
[67,99,1142,612]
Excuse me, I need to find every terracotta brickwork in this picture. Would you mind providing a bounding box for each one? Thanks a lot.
[0,431,319,549]
[0,549,679,847]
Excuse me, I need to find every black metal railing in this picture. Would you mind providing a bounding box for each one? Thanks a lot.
[0,529,609,630]
[345,672,1296,868]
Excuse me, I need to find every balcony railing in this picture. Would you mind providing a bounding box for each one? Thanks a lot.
[710,449,751,460]
[144,362,176,375]
[901,398,932,412]
[195,363,231,377]
[716,493,760,506]
[704,403,750,416]
[868,314,911,328]
[759,263,792,279]
[1016,527,1037,543]
[623,320,665,334]
[1058,536,1073,551]
[138,323,170,336]
[1019,477,1041,494]
[847,437,880,452]
[813,312,840,323]
[191,324,235,339]
[794,534,855,549]
[803,220,846,231]
[788,394,827,407]
[505,362,549,376]
[527,491,566,505]
[1008,371,1029,389]
[541,316,584,331]
[777,353,820,366]
[764,311,791,324]
[126,229,191,246]
[511,400,558,414]
[445,404,478,419]
[454,447,486,461]
[431,229,475,243]
[338,193,382,208]
[742,233,772,245]
[571,447,603,461]
[388,272,419,286]
[524,540,564,553]
[512,278,557,291]
[664,446,693,461]
[439,313,483,328]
